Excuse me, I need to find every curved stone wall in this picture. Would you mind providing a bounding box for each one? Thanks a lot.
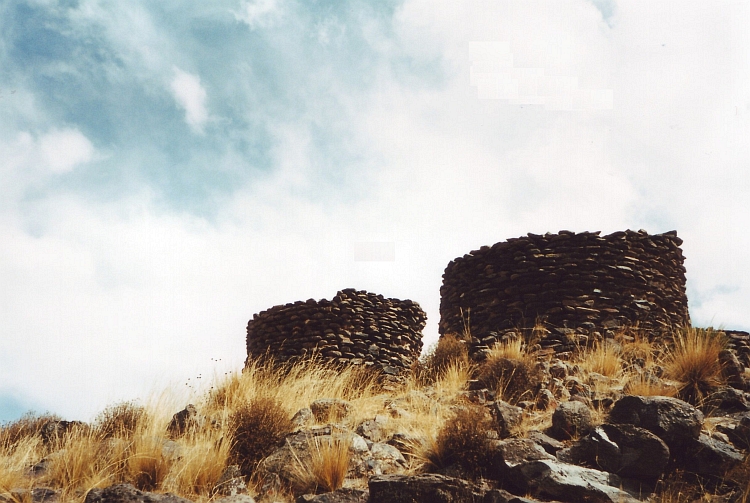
[439,230,689,355]
[246,289,426,374]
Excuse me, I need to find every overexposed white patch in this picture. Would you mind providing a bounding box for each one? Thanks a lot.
[170,68,208,132]
[40,128,94,173]
[235,0,282,29]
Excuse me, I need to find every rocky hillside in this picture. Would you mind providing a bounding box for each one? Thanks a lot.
[1,327,750,503]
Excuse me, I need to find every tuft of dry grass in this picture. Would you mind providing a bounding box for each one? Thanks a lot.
[623,374,679,397]
[161,430,230,497]
[576,342,622,379]
[423,406,494,478]
[487,337,527,361]
[474,356,541,405]
[665,328,727,405]
[229,395,293,477]
[290,435,351,494]
[94,402,147,440]
[0,436,42,500]
[419,333,470,384]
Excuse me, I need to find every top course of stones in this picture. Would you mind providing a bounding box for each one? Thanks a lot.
[439,230,690,356]
[246,288,426,374]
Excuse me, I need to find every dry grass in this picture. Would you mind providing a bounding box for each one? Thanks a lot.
[161,431,230,497]
[475,356,541,405]
[576,342,622,379]
[623,373,679,397]
[0,436,42,500]
[665,328,727,405]
[419,333,470,384]
[487,337,527,361]
[228,396,293,476]
[289,435,351,494]
[424,406,494,478]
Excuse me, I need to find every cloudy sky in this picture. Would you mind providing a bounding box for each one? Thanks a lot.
[1,0,749,422]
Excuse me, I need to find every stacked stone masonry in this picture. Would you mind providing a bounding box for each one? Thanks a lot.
[439,230,690,356]
[246,289,426,374]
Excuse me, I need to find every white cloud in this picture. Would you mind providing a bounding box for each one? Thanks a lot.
[40,128,94,173]
[234,0,282,30]
[170,68,208,132]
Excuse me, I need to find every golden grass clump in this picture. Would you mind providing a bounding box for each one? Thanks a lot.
[419,333,470,383]
[665,328,727,405]
[290,435,351,494]
[94,401,147,440]
[623,373,679,397]
[576,342,622,379]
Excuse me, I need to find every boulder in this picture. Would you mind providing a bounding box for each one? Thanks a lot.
[356,415,389,443]
[167,405,200,438]
[702,386,750,413]
[512,460,640,503]
[550,401,592,440]
[213,496,256,503]
[608,395,703,450]
[677,433,745,478]
[527,431,564,456]
[365,442,408,475]
[562,423,669,483]
[368,473,485,503]
[491,401,523,438]
[291,408,314,430]
[84,484,193,503]
[310,399,352,423]
[719,350,745,389]
[483,489,556,503]
[715,411,750,450]
[489,438,555,481]
[212,465,247,496]
[295,488,368,503]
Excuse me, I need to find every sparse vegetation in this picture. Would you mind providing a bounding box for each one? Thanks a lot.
[424,405,494,478]
[229,396,293,477]
[665,327,727,405]
[1,327,748,503]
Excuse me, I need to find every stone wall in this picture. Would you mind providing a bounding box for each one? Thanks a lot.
[246,288,426,374]
[439,230,690,355]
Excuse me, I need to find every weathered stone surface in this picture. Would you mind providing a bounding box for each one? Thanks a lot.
[291,408,314,430]
[295,488,368,503]
[720,349,746,389]
[677,433,745,478]
[439,230,689,358]
[489,438,555,480]
[608,395,703,450]
[550,401,592,440]
[703,386,750,413]
[368,473,485,503]
[512,460,639,503]
[84,484,193,503]
[365,442,408,475]
[356,415,388,443]
[715,411,750,450]
[310,399,352,422]
[212,465,247,497]
[491,401,523,438]
[527,431,565,455]
[482,489,554,503]
[213,496,256,503]
[246,289,426,375]
[563,423,669,482]
[167,404,200,438]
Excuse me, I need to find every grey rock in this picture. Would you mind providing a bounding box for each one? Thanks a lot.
[368,473,485,503]
[489,438,555,481]
[678,433,745,478]
[527,431,565,455]
[719,350,745,389]
[291,408,314,429]
[512,460,639,503]
[564,423,669,482]
[295,488,368,503]
[356,415,389,443]
[212,464,247,496]
[84,484,193,503]
[167,404,200,438]
[703,386,750,413]
[715,411,750,450]
[213,496,256,503]
[491,401,523,438]
[608,395,703,450]
[550,401,593,440]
